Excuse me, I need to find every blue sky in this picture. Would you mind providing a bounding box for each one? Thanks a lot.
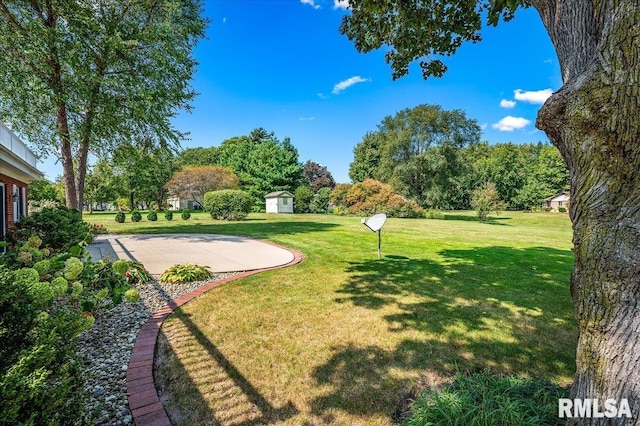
[40,1,562,184]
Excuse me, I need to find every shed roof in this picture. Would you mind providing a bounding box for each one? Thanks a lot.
[265,191,293,198]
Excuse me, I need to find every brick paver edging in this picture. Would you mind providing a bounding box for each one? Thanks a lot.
[126,243,304,426]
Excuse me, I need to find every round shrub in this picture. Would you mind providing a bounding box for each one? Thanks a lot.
[147,211,158,221]
[9,206,92,251]
[181,210,191,220]
[164,211,173,221]
[115,211,125,223]
[203,189,252,221]
[131,210,142,222]
[344,179,424,218]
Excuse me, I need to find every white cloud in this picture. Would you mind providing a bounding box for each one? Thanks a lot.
[222,17,227,24]
[492,116,531,132]
[500,99,516,108]
[300,0,320,9]
[332,75,370,94]
[334,0,350,9]
[514,88,553,104]
[480,123,488,130]
[299,116,316,121]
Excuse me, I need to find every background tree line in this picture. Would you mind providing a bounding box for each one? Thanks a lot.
[32,127,337,213]
[349,104,569,211]
[32,106,568,214]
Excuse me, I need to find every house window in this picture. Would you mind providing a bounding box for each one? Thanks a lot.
[558,201,563,207]
[282,198,288,205]
[12,184,19,222]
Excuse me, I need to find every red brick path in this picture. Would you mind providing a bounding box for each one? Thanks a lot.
[126,243,304,425]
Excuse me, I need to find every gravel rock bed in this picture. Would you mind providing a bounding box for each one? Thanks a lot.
[77,273,237,425]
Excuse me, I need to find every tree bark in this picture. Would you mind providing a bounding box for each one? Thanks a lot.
[535,2,640,424]
[57,101,78,211]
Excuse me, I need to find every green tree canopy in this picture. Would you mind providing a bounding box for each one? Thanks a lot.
[349,104,480,209]
[27,179,61,203]
[0,0,206,212]
[83,160,117,212]
[216,129,303,210]
[179,147,221,166]
[112,142,180,210]
[349,131,383,183]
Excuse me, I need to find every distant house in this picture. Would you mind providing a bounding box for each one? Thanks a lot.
[0,122,43,244]
[265,191,293,214]
[166,196,202,211]
[543,191,570,212]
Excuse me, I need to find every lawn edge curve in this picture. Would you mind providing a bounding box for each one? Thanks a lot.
[125,240,304,426]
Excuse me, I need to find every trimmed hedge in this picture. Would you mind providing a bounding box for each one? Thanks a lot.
[203,190,252,221]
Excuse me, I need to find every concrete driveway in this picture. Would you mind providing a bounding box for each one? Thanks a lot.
[87,234,295,275]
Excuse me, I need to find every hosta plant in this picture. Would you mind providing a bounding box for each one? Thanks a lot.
[160,263,213,284]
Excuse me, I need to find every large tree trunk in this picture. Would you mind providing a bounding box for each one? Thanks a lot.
[57,101,79,211]
[534,1,640,423]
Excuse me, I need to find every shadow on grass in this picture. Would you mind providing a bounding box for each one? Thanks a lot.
[155,310,298,425]
[120,220,339,239]
[443,213,511,225]
[311,246,575,419]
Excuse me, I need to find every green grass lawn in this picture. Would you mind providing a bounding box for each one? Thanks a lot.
[87,210,576,425]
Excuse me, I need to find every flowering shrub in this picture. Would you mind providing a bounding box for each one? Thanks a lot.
[112,259,150,285]
[0,264,88,425]
[90,223,108,235]
[0,218,153,425]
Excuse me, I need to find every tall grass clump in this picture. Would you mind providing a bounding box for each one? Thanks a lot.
[403,370,569,426]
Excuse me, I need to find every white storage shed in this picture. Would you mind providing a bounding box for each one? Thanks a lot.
[265,191,294,214]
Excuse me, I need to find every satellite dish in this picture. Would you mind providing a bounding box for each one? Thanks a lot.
[361,213,387,259]
[362,213,387,232]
